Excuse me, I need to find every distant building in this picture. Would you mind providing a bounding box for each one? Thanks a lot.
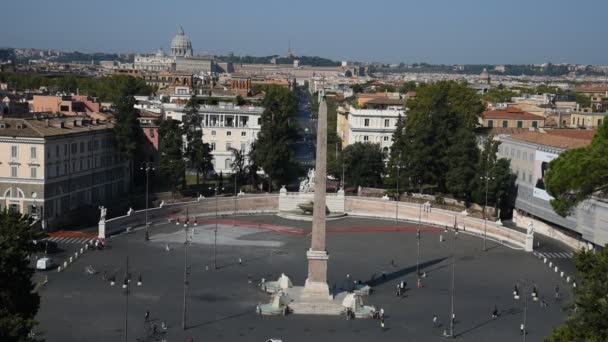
[481,107,545,129]
[498,130,608,247]
[31,95,101,115]
[569,111,607,128]
[0,117,130,230]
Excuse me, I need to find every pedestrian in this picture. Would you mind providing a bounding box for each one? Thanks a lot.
[165,244,171,252]
[145,309,150,322]
[380,308,385,319]
[152,323,158,335]
[382,271,386,280]
[417,277,423,288]
[433,314,438,326]
[396,283,401,296]
[541,297,548,309]
[380,318,386,331]
[390,259,396,267]
[346,273,350,280]
[555,285,560,302]
[520,323,525,335]
[161,321,167,330]
[102,271,107,281]
[238,257,243,265]
[492,305,498,319]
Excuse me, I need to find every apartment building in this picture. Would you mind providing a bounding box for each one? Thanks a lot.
[481,107,544,129]
[0,117,130,229]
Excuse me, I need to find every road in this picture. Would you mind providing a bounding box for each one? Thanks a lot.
[293,89,316,170]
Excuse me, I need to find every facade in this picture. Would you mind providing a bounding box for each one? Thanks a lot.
[134,48,175,72]
[497,130,608,246]
[481,107,544,129]
[31,95,101,115]
[0,117,130,229]
[141,71,194,89]
[569,111,606,128]
[337,104,404,155]
[163,102,264,174]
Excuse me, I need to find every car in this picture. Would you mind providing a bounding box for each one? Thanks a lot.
[36,257,54,270]
[265,339,283,342]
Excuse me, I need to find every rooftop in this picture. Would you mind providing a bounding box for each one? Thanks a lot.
[575,85,608,93]
[509,130,592,150]
[0,117,112,138]
[483,107,543,120]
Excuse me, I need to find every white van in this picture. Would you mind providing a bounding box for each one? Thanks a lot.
[36,257,54,270]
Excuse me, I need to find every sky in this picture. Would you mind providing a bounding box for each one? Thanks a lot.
[2,0,607,65]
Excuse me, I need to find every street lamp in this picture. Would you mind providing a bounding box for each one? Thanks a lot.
[214,186,224,269]
[395,165,401,223]
[182,222,190,330]
[445,217,459,338]
[481,171,495,252]
[122,256,142,342]
[140,162,155,241]
[513,279,536,342]
[416,229,421,277]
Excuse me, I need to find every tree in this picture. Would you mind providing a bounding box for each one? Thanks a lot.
[158,119,186,193]
[230,147,246,186]
[386,114,408,190]
[575,94,592,109]
[188,132,213,185]
[445,128,479,202]
[545,247,608,342]
[0,209,44,342]
[251,85,301,190]
[388,81,484,195]
[336,142,385,188]
[545,120,608,216]
[483,88,517,104]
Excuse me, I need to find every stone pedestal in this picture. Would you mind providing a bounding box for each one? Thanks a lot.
[98,221,106,240]
[303,249,330,298]
[525,234,534,252]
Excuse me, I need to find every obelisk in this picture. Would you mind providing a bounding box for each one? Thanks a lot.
[303,94,330,297]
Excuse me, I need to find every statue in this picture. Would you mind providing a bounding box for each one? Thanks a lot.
[299,168,316,193]
[98,206,107,223]
[527,221,535,236]
[127,207,134,216]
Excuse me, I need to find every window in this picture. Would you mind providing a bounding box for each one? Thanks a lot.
[528,173,532,183]
[257,118,262,125]
[383,136,389,141]
[226,143,231,151]
[11,166,17,177]
[64,144,68,155]
[532,121,538,128]
[363,136,369,142]
[502,120,508,128]
[56,145,60,157]
[529,153,534,161]
[211,131,216,136]
[88,141,92,151]
[384,119,390,127]
[523,152,527,160]
[599,119,603,126]
[225,159,232,169]
[210,142,216,151]
[79,160,83,170]
[30,147,37,159]
[11,145,17,158]
[241,132,246,137]
[364,119,370,127]
[80,142,84,153]
[55,165,59,176]
[241,143,246,151]
[71,143,77,154]
[516,150,520,159]
[487,120,494,128]
[227,131,232,136]
[30,167,37,179]
[517,121,523,128]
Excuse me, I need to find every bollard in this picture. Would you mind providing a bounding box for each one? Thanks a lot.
[80,248,84,253]
[566,276,570,283]
[554,266,558,273]
[57,266,62,272]
[440,235,444,242]
[560,271,564,277]
[64,261,68,268]
[544,257,547,263]
[75,252,78,258]
[69,257,73,263]
[549,261,552,267]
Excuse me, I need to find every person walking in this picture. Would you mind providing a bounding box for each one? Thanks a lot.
[417,277,423,288]
[520,323,525,335]
[145,309,150,322]
[433,314,438,327]
[492,305,498,319]
[554,285,560,302]
[380,308,385,319]
[380,318,386,331]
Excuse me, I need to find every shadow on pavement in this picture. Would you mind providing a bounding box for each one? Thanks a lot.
[187,310,252,330]
[365,257,447,287]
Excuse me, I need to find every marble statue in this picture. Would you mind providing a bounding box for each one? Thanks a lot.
[299,168,316,193]
[527,221,535,236]
[98,206,107,223]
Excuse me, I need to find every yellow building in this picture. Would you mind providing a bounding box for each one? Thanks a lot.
[482,107,545,129]
[0,116,130,230]
[569,111,607,128]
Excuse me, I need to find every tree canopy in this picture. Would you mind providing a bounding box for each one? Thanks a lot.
[0,209,44,342]
[251,85,301,190]
[546,247,608,342]
[158,119,186,192]
[545,120,608,216]
[332,142,385,188]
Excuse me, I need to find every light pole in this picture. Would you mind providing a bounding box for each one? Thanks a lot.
[214,186,224,269]
[447,217,458,338]
[234,174,238,229]
[395,165,401,223]
[140,162,155,241]
[122,256,142,342]
[513,279,536,341]
[182,220,189,330]
[416,228,421,277]
[481,171,494,252]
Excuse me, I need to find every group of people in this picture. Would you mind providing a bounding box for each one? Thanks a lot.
[395,281,407,297]
[144,309,167,336]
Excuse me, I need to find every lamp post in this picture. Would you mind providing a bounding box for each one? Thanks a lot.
[447,217,458,338]
[214,186,224,269]
[234,174,237,229]
[481,171,494,252]
[513,279,536,342]
[122,256,142,342]
[416,228,421,277]
[395,165,401,223]
[182,220,189,330]
[140,162,155,241]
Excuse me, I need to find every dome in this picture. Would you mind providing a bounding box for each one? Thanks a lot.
[171,26,193,57]
[155,48,165,57]
[480,68,491,84]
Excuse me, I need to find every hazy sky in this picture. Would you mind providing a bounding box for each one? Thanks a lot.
[2,0,606,65]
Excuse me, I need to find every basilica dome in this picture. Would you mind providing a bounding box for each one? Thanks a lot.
[171,26,193,57]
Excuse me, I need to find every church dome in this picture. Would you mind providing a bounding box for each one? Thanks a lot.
[171,26,193,57]
[480,68,491,84]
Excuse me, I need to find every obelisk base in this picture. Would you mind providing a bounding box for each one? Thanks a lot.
[303,249,330,298]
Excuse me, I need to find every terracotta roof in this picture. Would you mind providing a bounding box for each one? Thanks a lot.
[510,131,592,150]
[486,127,529,136]
[545,129,597,140]
[575,85,608,93]
[483,107,543,120]
[0,117,112,138]
[364,97,404,106]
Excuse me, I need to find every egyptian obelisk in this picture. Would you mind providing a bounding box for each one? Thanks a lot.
[303,93,330,297]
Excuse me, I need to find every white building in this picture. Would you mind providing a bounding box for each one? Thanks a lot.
[162,102,264,174]
[337,102,405,156]
[134,48,175,72]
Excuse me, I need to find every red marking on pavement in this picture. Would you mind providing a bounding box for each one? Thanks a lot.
[328,226,442,233]
[195,218,306,235]
[47,231,97,238]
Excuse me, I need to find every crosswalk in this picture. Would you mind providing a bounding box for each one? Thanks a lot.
[533,251,573,259]
[44,237,95,245]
